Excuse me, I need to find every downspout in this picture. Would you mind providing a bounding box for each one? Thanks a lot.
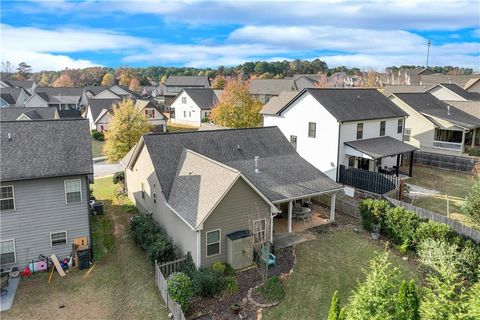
[85,176,94,261]
[196,231,201,268]
[335,122,342,182]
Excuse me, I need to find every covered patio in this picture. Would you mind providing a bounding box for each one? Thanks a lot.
[344,136,418,177]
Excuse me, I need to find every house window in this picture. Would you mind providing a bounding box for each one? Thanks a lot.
[141,183,145,200]
[0,240,16,264]
[397,119,403,134]
[0,185,15,210]
[308,122,316,138]
[183,111,186,118]
[348,156,355,167]
[379,121,386,136]
[50,231,67,246]
[181,97,187,104]
[153,192,157,204]
[356,123,363,139]
[404,128,412,142]
[290,135,297,150]
[253,219,266,244]
[188,111,191,117]
[145,109,155,118]
[206,229,221,257]
[65,179,82,204]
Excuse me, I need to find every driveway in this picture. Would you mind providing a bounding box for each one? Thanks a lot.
[94,161,123,178]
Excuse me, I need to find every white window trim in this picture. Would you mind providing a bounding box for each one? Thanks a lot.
[253,218,267,244]
[0,239,17,264]
[0,185,15,211]
[206,229,221,258]
[64,179,82,204]
[50,231,68,247]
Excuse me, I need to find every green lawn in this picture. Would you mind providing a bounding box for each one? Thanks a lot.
[263,230,420,320]
[167,122,198,132]
[405,165,478,229]
[3,178,168,320]
[91,138,104,158]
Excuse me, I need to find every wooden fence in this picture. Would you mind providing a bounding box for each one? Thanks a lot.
[385,197,480,243]
[154,255,190,320]
[339,165,400,194]
[314,194,361,220]
[412,151,477,172]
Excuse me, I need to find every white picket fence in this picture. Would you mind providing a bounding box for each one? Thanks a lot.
[155,259,187,320]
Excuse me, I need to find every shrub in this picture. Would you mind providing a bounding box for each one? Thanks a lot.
[257,276,285,302]
[359,198,390,231]
[414,221,456,246]
[468,281,480,319]
[396,280,420,320]
[167,272,193,311]
[224,276,238,294]
[148,239,176,264]
[468,147,480,157]
[192,268,225,297]
[91,129,104,141]
[112,171,125,184]
[328,290,341,320]
[462,180,480,224]
[212,262,226,275]
[383,207,420,248]
[180,256,197,278]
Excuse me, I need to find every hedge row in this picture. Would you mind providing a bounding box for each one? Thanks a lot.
[130,215,177,263]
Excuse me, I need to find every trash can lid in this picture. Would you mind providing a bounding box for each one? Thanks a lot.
[226,230,250,240]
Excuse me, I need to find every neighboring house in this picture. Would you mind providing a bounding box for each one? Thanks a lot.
[91,85,141,100]
[0,107,59,120]
[262,88,416,180]
[163,76,211,105]
[389,93,480,155]
[417,74,480,87]
[83,85,110,100]
[0,88,31,107]
[169,88,222,127]
[134,99,168,132]
[464,78,480,93]
[26,87,85,110]
[249,79,295,104]
[427,83,480,102]
[381,85,432,96]
[403,68,435,85]
[0,78,36,93]
[0,119,93,269]
[123,127,342,268]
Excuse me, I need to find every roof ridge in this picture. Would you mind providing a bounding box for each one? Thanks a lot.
[146,126,276,136]
[184,148,240,174]
[0,118,87,123]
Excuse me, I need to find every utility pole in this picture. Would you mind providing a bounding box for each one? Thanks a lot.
[426,40,431,67]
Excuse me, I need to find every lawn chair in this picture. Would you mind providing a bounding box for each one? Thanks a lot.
[261,245,276,267]
[0,272,9,296]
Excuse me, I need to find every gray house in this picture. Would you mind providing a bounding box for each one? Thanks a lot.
[123,127,342,268]
[0,119,93,269]
[0,88,31,107]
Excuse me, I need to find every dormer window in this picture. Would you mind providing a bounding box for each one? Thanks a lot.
[181,97,187,104]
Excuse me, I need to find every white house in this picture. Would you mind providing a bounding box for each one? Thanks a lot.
[262,89,416,181]
[169,88,222,127]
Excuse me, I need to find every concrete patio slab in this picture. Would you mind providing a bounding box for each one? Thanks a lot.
[0,276,20,312]
[274,233,307,249]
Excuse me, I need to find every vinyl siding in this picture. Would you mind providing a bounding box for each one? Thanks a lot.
[25,94,48,108]
[0,175,90,268]
[169,91,202,127]
[200,178,271,267]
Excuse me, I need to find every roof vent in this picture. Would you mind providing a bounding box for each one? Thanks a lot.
[357,95,360,100]
[237,144,241,150]
[8,133,11,141]
[447,105,451,116]
[254,156,260,174]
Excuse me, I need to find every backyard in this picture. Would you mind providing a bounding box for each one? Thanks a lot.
[91,138,104,158]
[167,122,198,132]
[405,165,478,229]
[263,227,420,320]
[2,178,168,320]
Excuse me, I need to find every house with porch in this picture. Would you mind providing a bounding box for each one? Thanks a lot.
[122,127,342,268]
[389,93,480,155]
[262,88,417,185]
[25,87,85,110]
[169,88,222,127]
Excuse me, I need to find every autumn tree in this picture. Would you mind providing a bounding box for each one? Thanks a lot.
[160,75,168,84]
[118,68,135,86]
[101,73,115,86]
[210,80,262,128]
[53,71,74,87]
[103,99,152,162]
[129,78,141,92]
[314,73,329,88]
[211,75,226,89]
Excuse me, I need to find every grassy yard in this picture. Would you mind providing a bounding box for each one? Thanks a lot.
[3,178,168,320]
[91,138,105,158]
[405,165,478,229]
[263,230,420,320]
[167,122,198,132]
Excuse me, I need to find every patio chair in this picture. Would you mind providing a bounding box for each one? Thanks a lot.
[261,245,276,267]
[0,273,9,296]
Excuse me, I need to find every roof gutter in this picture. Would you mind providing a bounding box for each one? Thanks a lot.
[271,187,345,204]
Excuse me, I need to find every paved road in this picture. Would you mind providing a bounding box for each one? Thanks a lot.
[94,161,123,178]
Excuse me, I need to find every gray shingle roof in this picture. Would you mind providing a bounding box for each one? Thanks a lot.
[0,88,29,104]
[382,85,431,96]
[183,88,222,110]
[58,110,82,118]
[165,76,210,87]
[436,83,480,101]
[447,101,480,119]
[87,98,121,122]
[345,136,418,159]
[1,79,35,89]
[249,79,295,96]
[0,107,58,121]
[33,87,84,104]
[261,91,299,115]
[1,93,16,104]
[464,78,480,90]
[0,119,93,181]
[274,88,408,121]
[141,127,342,203]
[419,74,479,87]
[394,93,480,129]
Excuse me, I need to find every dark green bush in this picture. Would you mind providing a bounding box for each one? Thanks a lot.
[112,171,125,184]
[212,262,226,275]
[468,147,480,157]
[383,206,421,248]
[192,268,225,297]
[179,256,197,278]
[167,272,193,311]
[91,129,104,141]
[257,276,285,302]
[148,239,176,263]
[414,221,456,246]
[224,276,238,294]
[359,198,390,231]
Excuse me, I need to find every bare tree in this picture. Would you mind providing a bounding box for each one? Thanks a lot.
[1,61,14,77]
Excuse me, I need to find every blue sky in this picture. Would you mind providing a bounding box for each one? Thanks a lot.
[1,0,479,71]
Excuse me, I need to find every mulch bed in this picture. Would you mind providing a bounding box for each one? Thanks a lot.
[187,247,295,320]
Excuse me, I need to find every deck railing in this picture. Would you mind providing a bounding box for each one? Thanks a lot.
[338,165,400,194]
[433,140,463,151]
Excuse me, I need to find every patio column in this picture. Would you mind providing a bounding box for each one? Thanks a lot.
[288,201,293,233]
[330,193,336,222]
[461,130,466,155]
[408,151,414,177]
[395,154,400,177]
[472,129,476,148]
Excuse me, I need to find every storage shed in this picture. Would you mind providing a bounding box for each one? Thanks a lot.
[226,230,253,270]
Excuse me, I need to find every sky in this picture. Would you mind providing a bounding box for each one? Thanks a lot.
[1,0,479,72]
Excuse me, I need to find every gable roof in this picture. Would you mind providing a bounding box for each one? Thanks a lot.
[165,76,210,87]
[184,88,222,110]
[464,78,480,90]
[419,74,479,87]
[1,93,16,104]
[261,91,299,115]
[446,101,480,119]
[84,85,110,96]
[249,79,295,96]
[273,88,408,121]
[381,85,431,96]
[58,109,82,118]
[394,93,480,129]
[132,127,342,203]
[32,87,84,104]
[0,119,93,181]
[87,98,122,122]
[134,99,167,119]
[1,79,35,89]
[345,136,418,159]
[432,83,480,101]
[0,88,30,105]
[0,107,58,121]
